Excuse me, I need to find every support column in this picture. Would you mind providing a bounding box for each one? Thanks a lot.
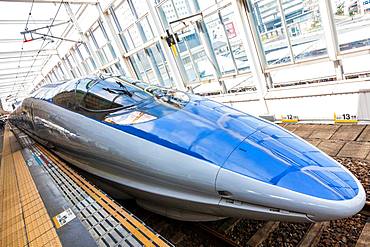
[145,0,186,90]
[231,0,269,113]
[319,0,344,80]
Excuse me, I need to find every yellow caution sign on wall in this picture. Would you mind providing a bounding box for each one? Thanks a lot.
[334,113,358,123]
[281,114,299,123]
[170,44,178,57]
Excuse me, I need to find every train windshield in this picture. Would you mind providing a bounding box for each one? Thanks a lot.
[79,76,189,113]
[79,77,152,112]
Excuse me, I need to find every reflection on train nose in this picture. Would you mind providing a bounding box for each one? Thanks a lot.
[221,128,359,201]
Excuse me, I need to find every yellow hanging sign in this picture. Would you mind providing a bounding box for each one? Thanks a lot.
[170,44,178,57]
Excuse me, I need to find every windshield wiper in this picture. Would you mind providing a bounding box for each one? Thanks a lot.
[116,81,133,97]
[103,87,132,97]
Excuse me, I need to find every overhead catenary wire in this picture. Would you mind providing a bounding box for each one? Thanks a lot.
[10,0,36,98]
[14,0,65,98]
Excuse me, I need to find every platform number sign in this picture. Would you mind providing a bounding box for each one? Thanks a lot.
[53,208,76,229]
[281,114,299,123]
[334,113,358,123]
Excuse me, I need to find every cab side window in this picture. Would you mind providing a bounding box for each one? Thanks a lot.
[80,79,137,111]
[53,81,78,111]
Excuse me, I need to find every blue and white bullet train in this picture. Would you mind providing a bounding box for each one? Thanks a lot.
[9,75,365,222]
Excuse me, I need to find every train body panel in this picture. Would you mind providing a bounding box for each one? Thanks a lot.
[9,75,366,222]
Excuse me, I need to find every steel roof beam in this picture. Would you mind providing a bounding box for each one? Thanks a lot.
[0,80,34,87]
[0,85,33,92]
[0,54,51,61]
[0,80,36,86]
[0,90,32,96]
[0,0,98,3]
[0,73,39,81]
[0,71,41,77]
[0,49,58,57]
[0,84,35,91]
[0,19,68,25]
[0,59,45,65]
[0,66,42,72]
[0,82,34,89]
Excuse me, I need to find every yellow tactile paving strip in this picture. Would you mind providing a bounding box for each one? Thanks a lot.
[0,128,62,247]
[37,144,170,247]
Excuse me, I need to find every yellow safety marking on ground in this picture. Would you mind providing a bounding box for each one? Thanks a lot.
[37,144,170,247]
[0,127,62,247]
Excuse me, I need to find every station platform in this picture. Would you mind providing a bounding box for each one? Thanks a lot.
[0,126,172,247]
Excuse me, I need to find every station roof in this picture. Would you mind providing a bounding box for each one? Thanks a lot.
[0,0,98,105]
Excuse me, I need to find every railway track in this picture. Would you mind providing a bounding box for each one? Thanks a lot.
[141,199,369,247]
[185,217,369,247]
[126,124,370,246]
[12,124,370,247]
[37,145,370,247]
[124,204,368,247]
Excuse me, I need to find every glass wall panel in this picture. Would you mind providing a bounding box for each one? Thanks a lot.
[176,26,215,82]
[111,1,151,52]
[205,5,250,75]
[92,25,107,48]
[90,21,117,66]
[122,31,135,50]
[172,0,192,18]
[148,43,173,87]
[155,0,193,29]
[132,0,149,17]
[63,57,76,78]
[250,0,292,65]
[115,0,135,30]
[282,0,327,60]
[197,0,217,11]
[66,53,82,76]
[140,17,155,41]
[220,5,250,72]
[75,44,91,73]
[128,26,143,47]
[54,66,61,80]
[157,1,179,28]
[205,13,237,75]
[138,50,157,84]
[333,0,370,51]
[130,51,157,84]
[111,62,125,75]
[57,63,66,79]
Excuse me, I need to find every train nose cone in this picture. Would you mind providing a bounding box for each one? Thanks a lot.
[218,124,365,220]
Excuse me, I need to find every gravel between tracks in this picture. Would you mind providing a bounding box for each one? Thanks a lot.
[225,219,265,245]
[316,158,369,247]
[117,158,368,247]
[260,222,311,247]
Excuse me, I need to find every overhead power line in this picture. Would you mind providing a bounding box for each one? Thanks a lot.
[11,0,36,94]
[14,0,65,98]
